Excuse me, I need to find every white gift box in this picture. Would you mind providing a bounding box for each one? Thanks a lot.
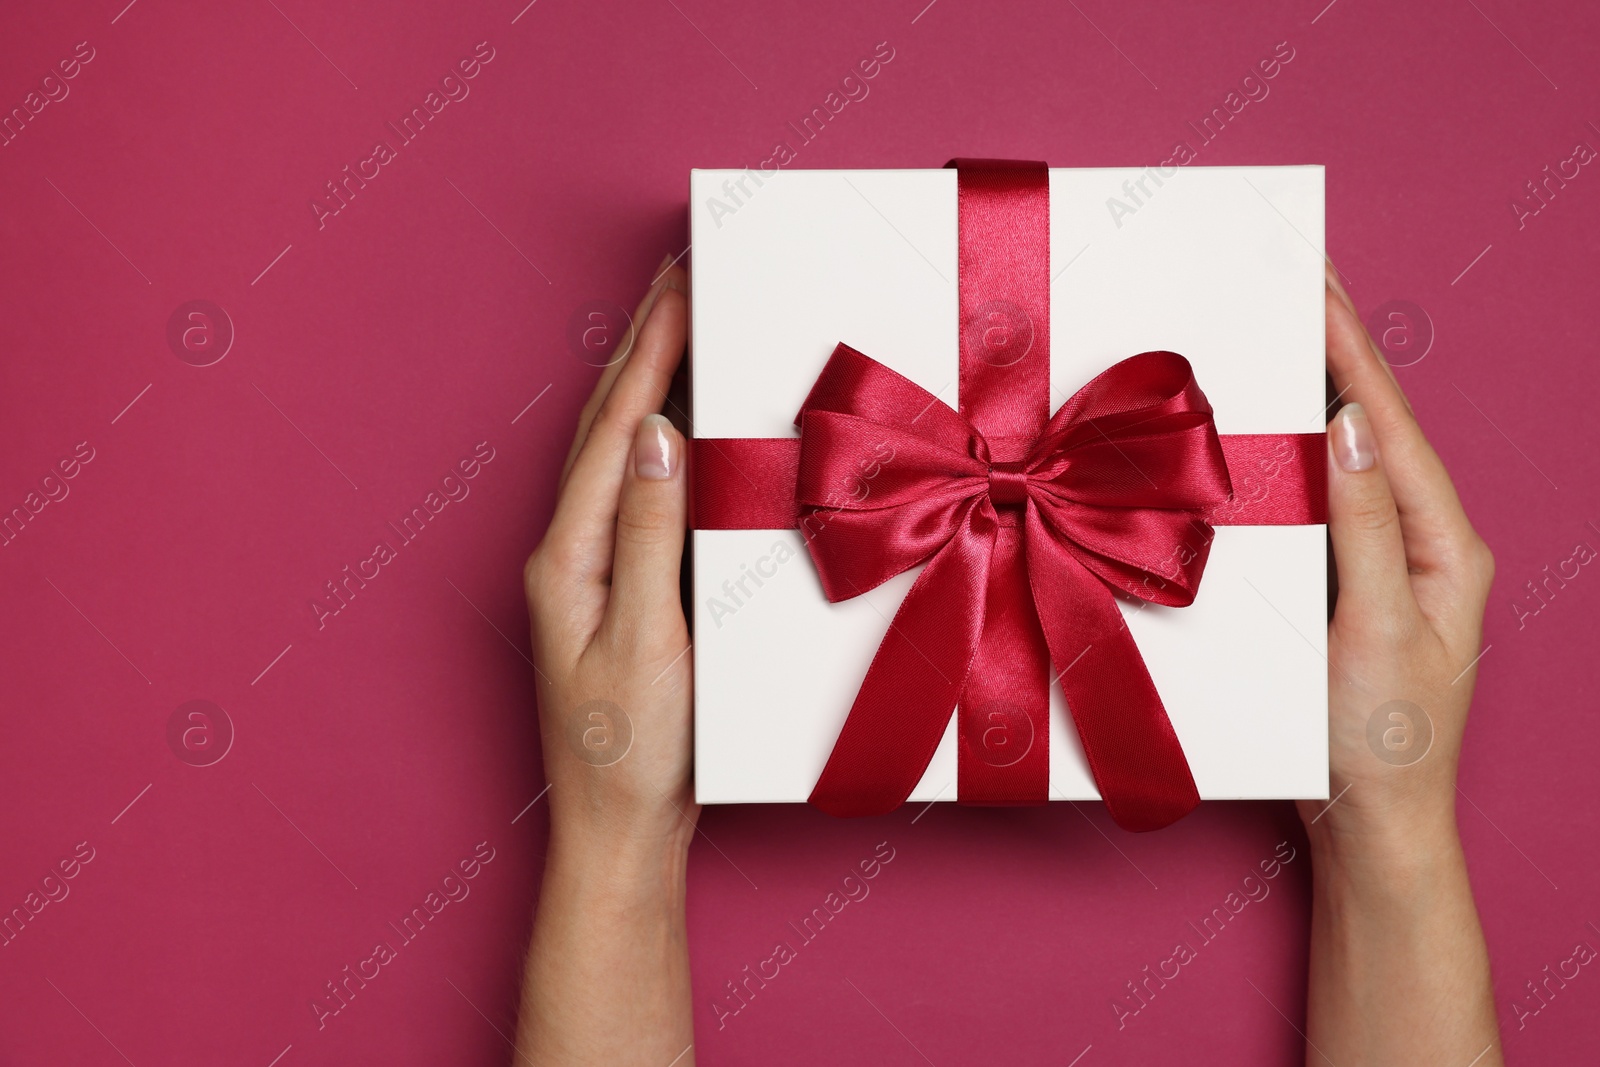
[689,166,1327,806]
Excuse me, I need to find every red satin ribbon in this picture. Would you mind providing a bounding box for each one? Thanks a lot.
[689,160,1327,831]
[692,434,1326,531]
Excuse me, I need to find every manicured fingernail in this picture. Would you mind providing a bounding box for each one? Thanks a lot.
[635,414,677,479]
[1325,261,1354,309]
[651,252,686,296]
[1332,402,1376,472]
[637,255,674,309]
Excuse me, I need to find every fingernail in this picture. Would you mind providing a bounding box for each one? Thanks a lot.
[634,259,677,334]
[1332,402,1376,472]
[1325,260,1355,313]
[635,413,677,480]
[638,255,674,307]
[655,252,686,295]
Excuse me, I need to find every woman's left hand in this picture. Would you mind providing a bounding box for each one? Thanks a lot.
[523,256,696,855]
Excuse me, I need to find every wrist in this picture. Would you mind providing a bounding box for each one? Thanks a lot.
[541,760,698,852]
[1308,802,1463,896]
[1304,763,1459,856]
[545,801,694,897]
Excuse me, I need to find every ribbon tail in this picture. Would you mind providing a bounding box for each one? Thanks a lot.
[1026,509,1201,832]
[958,521,1051,804]
[809,507,995,817]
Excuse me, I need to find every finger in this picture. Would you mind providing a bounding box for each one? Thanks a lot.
[1327,401,1416,624]
[559,255,675,490]
[559,255,682,491]
[1324,261,1410,410]
[604,413,688,650]
[1325,287,1477,573]
[543,282,688,582]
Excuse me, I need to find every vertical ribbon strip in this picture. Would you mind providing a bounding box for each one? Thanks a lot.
[950,159,1053,806]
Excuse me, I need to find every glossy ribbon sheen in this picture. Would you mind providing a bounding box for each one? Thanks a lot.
[690,160,1327,832]
[692,434,1326,531]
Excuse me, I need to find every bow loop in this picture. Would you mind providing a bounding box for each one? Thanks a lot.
[794,353,990,601]
[1042,350,1212,433]
[795,410,983,515]
[797,343,976,447]
[1020,351,1234,608]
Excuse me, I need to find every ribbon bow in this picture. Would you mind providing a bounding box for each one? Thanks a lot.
[796,342,1233,831]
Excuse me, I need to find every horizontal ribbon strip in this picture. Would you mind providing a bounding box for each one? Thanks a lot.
[691,433,1329,530]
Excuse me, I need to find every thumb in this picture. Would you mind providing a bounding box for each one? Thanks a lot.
[605,413,688,651]
[1328,402,1415,624]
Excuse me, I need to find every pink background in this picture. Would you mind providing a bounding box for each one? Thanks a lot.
[2,0,1597,1063]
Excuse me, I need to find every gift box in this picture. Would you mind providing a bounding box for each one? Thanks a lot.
[688,162,1328,828]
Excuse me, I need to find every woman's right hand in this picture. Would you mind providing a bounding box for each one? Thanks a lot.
[1304,264,1496,854]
